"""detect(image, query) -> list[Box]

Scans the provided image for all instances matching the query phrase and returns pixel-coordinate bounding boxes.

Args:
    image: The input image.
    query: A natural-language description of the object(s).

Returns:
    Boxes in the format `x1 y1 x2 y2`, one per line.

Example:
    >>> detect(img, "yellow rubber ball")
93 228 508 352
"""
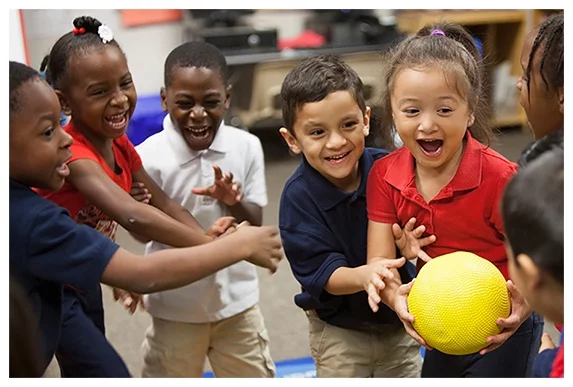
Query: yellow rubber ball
407 251 510 356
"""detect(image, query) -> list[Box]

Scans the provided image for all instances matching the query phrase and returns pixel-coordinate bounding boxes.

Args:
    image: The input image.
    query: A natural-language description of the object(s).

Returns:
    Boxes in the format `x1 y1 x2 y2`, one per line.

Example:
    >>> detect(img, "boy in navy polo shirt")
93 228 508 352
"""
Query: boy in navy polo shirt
9 61 283 377
278 55 426 378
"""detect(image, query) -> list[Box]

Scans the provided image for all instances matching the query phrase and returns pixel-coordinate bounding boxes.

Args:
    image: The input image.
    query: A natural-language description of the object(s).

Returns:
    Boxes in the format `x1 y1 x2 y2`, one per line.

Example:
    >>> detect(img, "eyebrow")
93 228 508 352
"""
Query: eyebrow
398 96 458 103
86 72 132 89
35 113 58 126
174 91 223 98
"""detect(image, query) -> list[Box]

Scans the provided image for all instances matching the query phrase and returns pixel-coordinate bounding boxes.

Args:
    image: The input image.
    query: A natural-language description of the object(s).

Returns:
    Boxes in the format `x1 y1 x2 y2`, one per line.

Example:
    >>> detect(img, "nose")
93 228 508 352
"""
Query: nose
326 130 347 149
110 91 129 107
516 76 523 92
417 113 438 134
59 126 73 149
190 105 207 119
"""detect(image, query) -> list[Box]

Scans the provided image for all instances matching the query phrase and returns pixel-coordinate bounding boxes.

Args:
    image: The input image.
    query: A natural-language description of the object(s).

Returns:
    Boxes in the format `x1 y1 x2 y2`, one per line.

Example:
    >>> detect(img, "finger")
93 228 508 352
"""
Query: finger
384 257 406 269
398 279 415 295
192 187 209 195
392 223 403 239
417 250 433 263
413 224 426 238
236 220 251 229
224 172 233 185
405 217 417 231
212 165 223 180
402 322 429 349
368 294 380 313
417 235 436 247
370 276 386 292
374 266 394 281
132 181 146 188
367 283 381 305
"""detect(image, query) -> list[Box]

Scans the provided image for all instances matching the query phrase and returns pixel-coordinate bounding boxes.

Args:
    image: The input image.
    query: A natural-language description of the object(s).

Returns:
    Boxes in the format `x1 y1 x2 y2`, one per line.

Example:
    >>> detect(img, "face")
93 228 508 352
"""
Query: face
162 66 230 151
58 45 137 140
505 242 542 316
516 29 564 139
10 79 73 191
391 67 475 173
280 90 370 191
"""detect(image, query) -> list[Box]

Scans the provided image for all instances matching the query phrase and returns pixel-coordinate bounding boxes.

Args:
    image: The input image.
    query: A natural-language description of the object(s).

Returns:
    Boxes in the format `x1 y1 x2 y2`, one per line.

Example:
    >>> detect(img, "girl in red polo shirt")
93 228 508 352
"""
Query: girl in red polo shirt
365 22 538 377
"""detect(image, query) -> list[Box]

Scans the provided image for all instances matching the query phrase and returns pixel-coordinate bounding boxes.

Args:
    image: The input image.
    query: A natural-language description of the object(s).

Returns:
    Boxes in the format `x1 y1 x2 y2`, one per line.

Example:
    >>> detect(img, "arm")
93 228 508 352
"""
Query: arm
66 159 211 247
101 223 282 294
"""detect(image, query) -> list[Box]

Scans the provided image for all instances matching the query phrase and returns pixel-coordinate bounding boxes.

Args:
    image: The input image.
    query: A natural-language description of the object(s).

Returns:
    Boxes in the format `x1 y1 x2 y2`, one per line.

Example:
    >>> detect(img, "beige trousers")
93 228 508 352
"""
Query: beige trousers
306 310 422 378
141 305 275 378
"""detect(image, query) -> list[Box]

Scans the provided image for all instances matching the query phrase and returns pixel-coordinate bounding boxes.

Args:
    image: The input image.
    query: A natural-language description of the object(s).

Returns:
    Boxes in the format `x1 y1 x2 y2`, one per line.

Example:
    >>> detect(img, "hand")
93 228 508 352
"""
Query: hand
191 165 243 207
480 280 532 355
112 287 145 315
130 181 152 204
539 332 556 353
235 221 283 273
205 216 237 238
392 217 436 262
361 258 406 313
393 279 433 350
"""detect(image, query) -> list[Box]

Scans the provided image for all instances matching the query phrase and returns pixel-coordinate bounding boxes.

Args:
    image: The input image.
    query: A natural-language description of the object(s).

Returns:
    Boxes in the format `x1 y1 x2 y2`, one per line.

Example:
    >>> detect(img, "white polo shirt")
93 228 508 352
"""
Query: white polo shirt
136 115 267 323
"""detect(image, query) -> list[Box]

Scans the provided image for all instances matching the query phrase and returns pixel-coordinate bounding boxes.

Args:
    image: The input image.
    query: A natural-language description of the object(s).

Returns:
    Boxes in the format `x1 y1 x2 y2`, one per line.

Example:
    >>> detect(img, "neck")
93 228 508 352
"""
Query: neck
332 162 361 192
72 119 114 156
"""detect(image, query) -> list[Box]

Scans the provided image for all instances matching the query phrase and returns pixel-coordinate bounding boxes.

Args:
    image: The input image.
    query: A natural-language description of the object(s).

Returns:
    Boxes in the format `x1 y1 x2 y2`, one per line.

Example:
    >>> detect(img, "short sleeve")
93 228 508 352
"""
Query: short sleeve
121 135 143 173
243 136 268 207
491 163 518 234
25 206 119 291
69 140 99 164
279 188 347 302
366 160 398 224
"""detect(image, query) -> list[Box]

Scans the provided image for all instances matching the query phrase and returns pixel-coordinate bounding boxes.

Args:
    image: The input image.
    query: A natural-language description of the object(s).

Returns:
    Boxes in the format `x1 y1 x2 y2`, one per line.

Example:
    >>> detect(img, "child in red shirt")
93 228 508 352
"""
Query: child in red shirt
364 22 536 377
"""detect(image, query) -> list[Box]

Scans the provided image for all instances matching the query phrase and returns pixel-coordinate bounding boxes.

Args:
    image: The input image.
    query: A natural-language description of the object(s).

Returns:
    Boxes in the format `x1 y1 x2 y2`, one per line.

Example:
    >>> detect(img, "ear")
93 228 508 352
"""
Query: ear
516 253 542 291
55 90 72 116
160 87 168 112
279 127 302 155
225 84 232 110
363 106 371 136
557 86 564 114
467 112 475 128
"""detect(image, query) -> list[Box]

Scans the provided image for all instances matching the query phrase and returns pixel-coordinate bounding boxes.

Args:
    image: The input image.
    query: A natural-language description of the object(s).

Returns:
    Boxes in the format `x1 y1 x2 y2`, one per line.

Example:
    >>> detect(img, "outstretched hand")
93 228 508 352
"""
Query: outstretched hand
393 279 433 350
192 165 243 206
392 217 435 262
362 257 406 313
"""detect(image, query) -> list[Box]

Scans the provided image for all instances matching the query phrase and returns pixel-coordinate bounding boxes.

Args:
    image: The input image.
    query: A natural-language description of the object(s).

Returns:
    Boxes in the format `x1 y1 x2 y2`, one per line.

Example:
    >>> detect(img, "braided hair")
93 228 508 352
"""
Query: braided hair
39 16 122 90
526 12 563 96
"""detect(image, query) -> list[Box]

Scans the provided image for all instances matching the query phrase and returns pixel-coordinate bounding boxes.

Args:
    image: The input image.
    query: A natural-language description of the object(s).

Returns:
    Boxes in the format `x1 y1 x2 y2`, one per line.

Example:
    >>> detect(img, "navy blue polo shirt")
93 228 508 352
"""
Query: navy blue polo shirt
279 148 416 332
9 179 119 371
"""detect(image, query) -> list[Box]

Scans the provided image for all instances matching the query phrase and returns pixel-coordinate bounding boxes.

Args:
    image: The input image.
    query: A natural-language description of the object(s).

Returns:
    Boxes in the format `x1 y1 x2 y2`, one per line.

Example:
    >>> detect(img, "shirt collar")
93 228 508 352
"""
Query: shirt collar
163 114 228 166
384 131 482 193
301 149 376 211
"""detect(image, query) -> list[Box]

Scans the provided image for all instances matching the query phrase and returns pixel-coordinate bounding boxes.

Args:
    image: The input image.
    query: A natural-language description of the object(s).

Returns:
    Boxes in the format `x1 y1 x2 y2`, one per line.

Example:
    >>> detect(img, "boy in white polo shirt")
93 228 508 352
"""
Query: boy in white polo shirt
134 41 274 378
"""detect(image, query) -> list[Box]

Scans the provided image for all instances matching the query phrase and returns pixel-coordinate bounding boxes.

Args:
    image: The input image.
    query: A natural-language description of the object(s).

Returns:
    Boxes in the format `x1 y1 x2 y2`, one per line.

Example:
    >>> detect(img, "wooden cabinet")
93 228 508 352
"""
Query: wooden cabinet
395 10 531 129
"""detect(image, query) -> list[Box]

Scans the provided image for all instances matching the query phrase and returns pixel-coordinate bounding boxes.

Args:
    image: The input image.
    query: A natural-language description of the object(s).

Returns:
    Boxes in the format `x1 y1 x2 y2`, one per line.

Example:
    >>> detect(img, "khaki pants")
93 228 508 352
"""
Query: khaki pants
306 310 422 378
141 305 275 378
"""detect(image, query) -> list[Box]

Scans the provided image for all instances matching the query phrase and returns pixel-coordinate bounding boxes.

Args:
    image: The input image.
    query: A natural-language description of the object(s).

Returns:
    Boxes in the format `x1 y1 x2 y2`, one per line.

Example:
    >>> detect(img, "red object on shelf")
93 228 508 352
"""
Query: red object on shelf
278 30 326 50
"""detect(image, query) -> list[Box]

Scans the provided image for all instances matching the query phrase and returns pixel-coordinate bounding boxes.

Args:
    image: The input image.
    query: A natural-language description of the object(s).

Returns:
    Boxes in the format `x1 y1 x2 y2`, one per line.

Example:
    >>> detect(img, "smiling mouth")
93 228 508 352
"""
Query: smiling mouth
417 139 443 157
325 151 351 163
105 112 128 129
185 126 211 140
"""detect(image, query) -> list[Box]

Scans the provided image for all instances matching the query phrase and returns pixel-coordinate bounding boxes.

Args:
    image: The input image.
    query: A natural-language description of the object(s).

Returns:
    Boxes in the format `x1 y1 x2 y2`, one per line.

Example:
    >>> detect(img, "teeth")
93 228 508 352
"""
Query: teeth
327 152 348 160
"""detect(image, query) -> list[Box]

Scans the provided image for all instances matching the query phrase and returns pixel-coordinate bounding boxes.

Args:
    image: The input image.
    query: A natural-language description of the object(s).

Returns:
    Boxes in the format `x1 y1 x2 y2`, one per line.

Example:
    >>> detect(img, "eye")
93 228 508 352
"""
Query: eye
310 128 325 136
121 79 133 88
204 100 221 108
343 121 358 129
437 107 453 114
404 108 419 115
43 128 55 139
91 89 106 96
176 101 193 109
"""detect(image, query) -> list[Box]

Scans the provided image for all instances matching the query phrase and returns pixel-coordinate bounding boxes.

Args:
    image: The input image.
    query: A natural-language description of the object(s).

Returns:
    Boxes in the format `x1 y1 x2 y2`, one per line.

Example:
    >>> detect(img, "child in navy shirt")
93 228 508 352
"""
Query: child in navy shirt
278 55 426 378
9 60 283 376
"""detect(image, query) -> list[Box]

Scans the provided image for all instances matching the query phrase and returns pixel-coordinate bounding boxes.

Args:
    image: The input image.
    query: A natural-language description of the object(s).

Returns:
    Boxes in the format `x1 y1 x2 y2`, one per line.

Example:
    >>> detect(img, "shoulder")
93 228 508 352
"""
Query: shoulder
280 162 311 204
480 145 518 176
365 147 391 160
221 125 262 149
135 131 167 158
371 146 406 174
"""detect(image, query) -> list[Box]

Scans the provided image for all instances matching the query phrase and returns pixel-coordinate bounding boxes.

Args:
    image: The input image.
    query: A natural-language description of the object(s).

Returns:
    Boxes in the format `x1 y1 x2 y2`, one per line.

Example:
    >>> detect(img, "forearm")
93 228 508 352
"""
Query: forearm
324 266 364 295
103 233 250 294
118 202 212 247
228 201 262 226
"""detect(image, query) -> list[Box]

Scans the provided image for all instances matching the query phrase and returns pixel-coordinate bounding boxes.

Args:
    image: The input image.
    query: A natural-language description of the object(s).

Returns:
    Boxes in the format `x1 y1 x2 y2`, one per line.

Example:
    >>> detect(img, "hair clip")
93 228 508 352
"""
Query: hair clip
98 24 114 44
73 27 86 35
431 29 446 37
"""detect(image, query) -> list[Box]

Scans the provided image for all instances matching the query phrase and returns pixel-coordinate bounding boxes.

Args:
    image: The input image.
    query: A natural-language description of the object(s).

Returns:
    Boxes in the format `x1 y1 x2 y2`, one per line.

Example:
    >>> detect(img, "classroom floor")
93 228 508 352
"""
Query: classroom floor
43 126 560 377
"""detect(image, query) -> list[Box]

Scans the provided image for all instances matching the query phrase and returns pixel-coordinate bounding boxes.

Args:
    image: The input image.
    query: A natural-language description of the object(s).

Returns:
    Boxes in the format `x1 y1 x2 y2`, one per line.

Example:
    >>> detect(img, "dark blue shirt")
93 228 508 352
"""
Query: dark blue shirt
279 148 416 332
9 180 119 371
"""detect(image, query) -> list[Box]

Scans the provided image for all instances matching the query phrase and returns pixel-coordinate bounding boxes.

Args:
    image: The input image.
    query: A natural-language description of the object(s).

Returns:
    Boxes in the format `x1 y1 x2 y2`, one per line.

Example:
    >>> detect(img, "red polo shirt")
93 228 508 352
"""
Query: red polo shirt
366 132 517 279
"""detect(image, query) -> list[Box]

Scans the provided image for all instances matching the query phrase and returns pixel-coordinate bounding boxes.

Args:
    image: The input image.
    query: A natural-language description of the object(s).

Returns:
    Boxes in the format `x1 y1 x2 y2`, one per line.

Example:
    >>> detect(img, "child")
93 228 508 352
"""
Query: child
502 148 564 378
365 22 537 377
278 54 426 378
517 12 563 165
36 16 259 377
515 12 564 377
133 41 274 378
9 60 282 376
